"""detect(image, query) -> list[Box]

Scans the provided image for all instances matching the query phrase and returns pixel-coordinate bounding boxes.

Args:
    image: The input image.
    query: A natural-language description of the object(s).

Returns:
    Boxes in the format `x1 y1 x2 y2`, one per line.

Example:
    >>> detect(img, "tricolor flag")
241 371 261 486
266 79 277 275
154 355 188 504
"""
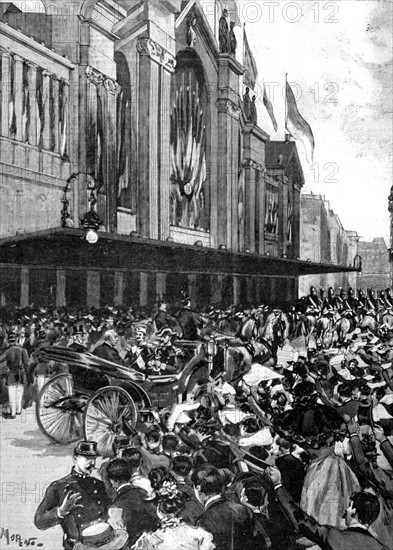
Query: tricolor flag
243 26 258 90
286 81 315 165
263 87 278 132
243 26 278 132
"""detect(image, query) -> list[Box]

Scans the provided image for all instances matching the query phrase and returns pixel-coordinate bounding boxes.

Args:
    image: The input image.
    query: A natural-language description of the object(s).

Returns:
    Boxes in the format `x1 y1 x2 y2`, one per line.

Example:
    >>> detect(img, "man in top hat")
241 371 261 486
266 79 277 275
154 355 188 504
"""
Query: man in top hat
178 296 203 340
35 441 110 550
94 330 124 365
0 331 30 418
68 326 89 353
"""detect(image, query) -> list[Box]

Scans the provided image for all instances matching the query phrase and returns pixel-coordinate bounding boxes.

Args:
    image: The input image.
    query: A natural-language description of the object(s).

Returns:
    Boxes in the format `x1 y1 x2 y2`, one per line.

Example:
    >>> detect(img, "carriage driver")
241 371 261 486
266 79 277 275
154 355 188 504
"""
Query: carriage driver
34 441 110 550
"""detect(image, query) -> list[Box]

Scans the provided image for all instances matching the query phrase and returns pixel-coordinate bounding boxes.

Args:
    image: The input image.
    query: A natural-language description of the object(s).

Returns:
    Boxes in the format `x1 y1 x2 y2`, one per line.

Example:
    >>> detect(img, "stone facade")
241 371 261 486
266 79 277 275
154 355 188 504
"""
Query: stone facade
357 238 390 291
299 194 359 296
0 0 308 309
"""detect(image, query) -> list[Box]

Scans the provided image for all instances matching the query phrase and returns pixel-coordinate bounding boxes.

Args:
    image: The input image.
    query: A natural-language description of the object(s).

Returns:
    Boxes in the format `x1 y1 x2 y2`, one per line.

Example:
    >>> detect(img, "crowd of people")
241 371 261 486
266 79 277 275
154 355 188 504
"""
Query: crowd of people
1 287 393 549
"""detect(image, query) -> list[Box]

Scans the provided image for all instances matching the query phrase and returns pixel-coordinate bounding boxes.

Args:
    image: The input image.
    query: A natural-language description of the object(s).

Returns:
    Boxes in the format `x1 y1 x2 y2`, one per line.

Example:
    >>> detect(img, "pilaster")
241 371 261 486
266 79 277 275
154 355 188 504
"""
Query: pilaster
1 49 11 137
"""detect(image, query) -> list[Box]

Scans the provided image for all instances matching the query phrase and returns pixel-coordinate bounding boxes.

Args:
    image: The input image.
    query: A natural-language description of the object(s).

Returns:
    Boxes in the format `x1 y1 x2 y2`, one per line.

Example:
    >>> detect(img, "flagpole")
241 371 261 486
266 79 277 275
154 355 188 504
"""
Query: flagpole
285 73 288 142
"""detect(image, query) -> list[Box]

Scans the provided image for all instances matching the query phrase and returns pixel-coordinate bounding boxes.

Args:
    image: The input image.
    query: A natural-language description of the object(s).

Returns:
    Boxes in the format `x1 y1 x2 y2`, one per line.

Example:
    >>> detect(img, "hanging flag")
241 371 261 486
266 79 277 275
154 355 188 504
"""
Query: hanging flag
243 26 258 89
263 86 278 132
286 81 315 165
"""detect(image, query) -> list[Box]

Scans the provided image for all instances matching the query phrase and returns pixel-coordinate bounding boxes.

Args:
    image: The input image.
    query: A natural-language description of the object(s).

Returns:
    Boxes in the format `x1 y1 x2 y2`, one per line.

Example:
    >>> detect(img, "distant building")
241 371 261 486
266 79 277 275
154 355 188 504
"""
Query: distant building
357 238 390 291
299 194 359 297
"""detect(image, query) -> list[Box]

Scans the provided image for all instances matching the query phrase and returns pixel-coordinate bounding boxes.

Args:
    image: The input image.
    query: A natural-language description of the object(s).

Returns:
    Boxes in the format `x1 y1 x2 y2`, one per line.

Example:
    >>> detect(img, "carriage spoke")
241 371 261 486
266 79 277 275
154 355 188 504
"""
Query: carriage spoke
83 387 137 457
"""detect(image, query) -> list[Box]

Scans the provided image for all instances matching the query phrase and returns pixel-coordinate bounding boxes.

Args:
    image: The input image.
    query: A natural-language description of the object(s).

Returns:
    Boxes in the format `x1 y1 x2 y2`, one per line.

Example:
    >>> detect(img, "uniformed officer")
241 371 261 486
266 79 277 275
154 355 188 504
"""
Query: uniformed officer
304 286 321 316
0 331 29 418
34 441 110 550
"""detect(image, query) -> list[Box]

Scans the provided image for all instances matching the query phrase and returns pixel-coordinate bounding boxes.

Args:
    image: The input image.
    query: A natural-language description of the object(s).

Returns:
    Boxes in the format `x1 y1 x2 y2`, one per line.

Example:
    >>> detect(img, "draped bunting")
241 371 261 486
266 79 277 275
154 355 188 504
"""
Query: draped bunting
265 183 279 235
170 70 208 230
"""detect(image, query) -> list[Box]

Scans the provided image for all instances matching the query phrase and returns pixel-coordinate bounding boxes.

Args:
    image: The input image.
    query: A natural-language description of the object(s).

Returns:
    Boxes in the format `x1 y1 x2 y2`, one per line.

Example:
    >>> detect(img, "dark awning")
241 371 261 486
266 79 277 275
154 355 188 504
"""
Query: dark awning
0 227 359 277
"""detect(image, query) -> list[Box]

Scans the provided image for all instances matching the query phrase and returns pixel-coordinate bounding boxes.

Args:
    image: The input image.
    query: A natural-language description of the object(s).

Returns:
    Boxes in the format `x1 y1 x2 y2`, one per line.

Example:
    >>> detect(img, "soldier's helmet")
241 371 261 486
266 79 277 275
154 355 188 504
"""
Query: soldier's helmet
348 288 354 297
386 288 391 295
368 288 374 297
358 289 364 298
380 289 385 298
340 288 345 298
328 287 334 297
310 286 316 295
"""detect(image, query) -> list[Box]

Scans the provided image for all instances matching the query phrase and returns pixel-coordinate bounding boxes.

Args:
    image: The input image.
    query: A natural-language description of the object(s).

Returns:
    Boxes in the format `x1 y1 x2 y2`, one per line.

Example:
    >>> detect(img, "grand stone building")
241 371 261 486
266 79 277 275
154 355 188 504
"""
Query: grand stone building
299 194 359 296
0 0 355 310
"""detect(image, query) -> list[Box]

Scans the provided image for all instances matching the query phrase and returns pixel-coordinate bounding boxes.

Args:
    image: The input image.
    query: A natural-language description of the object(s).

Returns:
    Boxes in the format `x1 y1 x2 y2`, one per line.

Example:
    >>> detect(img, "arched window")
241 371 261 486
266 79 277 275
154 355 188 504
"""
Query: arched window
170 50 209 231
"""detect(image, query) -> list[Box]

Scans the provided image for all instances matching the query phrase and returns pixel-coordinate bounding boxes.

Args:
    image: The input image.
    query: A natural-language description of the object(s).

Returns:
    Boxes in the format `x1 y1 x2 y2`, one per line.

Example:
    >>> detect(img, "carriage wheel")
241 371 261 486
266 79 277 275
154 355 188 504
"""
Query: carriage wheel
83 387 137 457
36 374 85 444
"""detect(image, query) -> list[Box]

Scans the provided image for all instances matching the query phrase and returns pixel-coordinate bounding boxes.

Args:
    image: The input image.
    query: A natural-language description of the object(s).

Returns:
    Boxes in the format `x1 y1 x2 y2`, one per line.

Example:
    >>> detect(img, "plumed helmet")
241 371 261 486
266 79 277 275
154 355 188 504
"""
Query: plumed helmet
310 286 316 294
348 287 354 297
328 287 334 297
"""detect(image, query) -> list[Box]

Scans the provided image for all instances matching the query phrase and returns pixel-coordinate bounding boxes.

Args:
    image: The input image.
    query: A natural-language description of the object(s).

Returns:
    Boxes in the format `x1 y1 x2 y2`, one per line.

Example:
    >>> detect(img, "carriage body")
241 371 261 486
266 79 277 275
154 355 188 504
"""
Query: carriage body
37 342 210 456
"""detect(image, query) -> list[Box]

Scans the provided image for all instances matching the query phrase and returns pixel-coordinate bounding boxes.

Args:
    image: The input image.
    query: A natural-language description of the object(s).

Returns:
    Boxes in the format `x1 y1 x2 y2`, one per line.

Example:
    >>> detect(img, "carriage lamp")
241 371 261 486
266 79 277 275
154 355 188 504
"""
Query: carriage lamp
206 337 218 376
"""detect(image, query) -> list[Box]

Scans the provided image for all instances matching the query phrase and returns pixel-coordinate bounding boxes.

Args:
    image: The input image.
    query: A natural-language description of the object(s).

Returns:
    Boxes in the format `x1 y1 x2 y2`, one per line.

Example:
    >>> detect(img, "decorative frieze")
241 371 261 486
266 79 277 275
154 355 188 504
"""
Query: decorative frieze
85 66 120 94
216 98 241 119
242 159 265 172
136 37 176 73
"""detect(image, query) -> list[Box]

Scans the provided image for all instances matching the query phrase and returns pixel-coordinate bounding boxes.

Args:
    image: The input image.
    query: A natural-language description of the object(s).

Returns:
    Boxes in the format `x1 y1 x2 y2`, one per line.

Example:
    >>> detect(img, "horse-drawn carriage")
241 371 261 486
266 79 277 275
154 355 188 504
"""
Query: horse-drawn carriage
37 341 211 457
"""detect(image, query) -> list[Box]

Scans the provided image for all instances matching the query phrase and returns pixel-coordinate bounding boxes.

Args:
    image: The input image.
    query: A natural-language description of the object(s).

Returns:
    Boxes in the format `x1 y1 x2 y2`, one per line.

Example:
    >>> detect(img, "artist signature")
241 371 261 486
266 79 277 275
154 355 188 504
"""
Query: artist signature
0 528 43 547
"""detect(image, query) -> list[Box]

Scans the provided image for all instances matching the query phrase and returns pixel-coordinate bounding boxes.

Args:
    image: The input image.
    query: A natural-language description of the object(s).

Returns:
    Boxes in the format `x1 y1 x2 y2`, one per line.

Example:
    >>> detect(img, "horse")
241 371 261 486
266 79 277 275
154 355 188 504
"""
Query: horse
263 311 289 355
301 314 318 347
360 313 378 333
315 316 333 348
334 315 352 344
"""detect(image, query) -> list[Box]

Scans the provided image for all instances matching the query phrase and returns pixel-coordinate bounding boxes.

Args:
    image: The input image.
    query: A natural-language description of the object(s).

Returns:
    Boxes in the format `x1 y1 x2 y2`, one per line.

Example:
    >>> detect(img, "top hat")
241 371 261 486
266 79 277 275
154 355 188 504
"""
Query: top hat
73 524 128 550
72 325 85 336
74 441 98 457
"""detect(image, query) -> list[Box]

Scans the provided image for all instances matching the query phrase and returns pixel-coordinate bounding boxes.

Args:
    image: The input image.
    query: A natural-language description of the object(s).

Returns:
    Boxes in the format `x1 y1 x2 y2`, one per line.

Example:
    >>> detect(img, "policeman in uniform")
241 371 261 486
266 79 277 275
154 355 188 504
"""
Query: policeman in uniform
0 331 29 418
34 441 109 550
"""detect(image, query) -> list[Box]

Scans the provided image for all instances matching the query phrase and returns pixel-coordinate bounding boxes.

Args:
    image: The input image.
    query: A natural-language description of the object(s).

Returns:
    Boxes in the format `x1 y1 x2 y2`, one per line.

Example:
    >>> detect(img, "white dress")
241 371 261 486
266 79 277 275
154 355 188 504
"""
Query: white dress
132 518 215 550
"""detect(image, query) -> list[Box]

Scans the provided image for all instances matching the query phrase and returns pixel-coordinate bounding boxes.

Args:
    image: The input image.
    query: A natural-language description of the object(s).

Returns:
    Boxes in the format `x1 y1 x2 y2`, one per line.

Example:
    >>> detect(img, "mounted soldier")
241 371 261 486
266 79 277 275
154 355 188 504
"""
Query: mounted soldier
322 287 338 319
304 286 321 316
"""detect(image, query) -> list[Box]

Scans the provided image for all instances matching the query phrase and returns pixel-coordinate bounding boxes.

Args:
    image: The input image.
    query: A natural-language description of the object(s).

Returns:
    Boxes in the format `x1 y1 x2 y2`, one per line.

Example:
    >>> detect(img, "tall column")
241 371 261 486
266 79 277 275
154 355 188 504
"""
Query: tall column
140 272 148 307
52 76 60 153
243 161 256 252
1 49 11 137
26 61 38 146
114 272 124 306
159 67 172 240
216 54 244 249
42 70 51 150
60 79 69 158
20 268 29 308
56 269 66 307
13 54 24 141
293 185 301 259
137 39 175 240
87 271 100 308
257 171 266 255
